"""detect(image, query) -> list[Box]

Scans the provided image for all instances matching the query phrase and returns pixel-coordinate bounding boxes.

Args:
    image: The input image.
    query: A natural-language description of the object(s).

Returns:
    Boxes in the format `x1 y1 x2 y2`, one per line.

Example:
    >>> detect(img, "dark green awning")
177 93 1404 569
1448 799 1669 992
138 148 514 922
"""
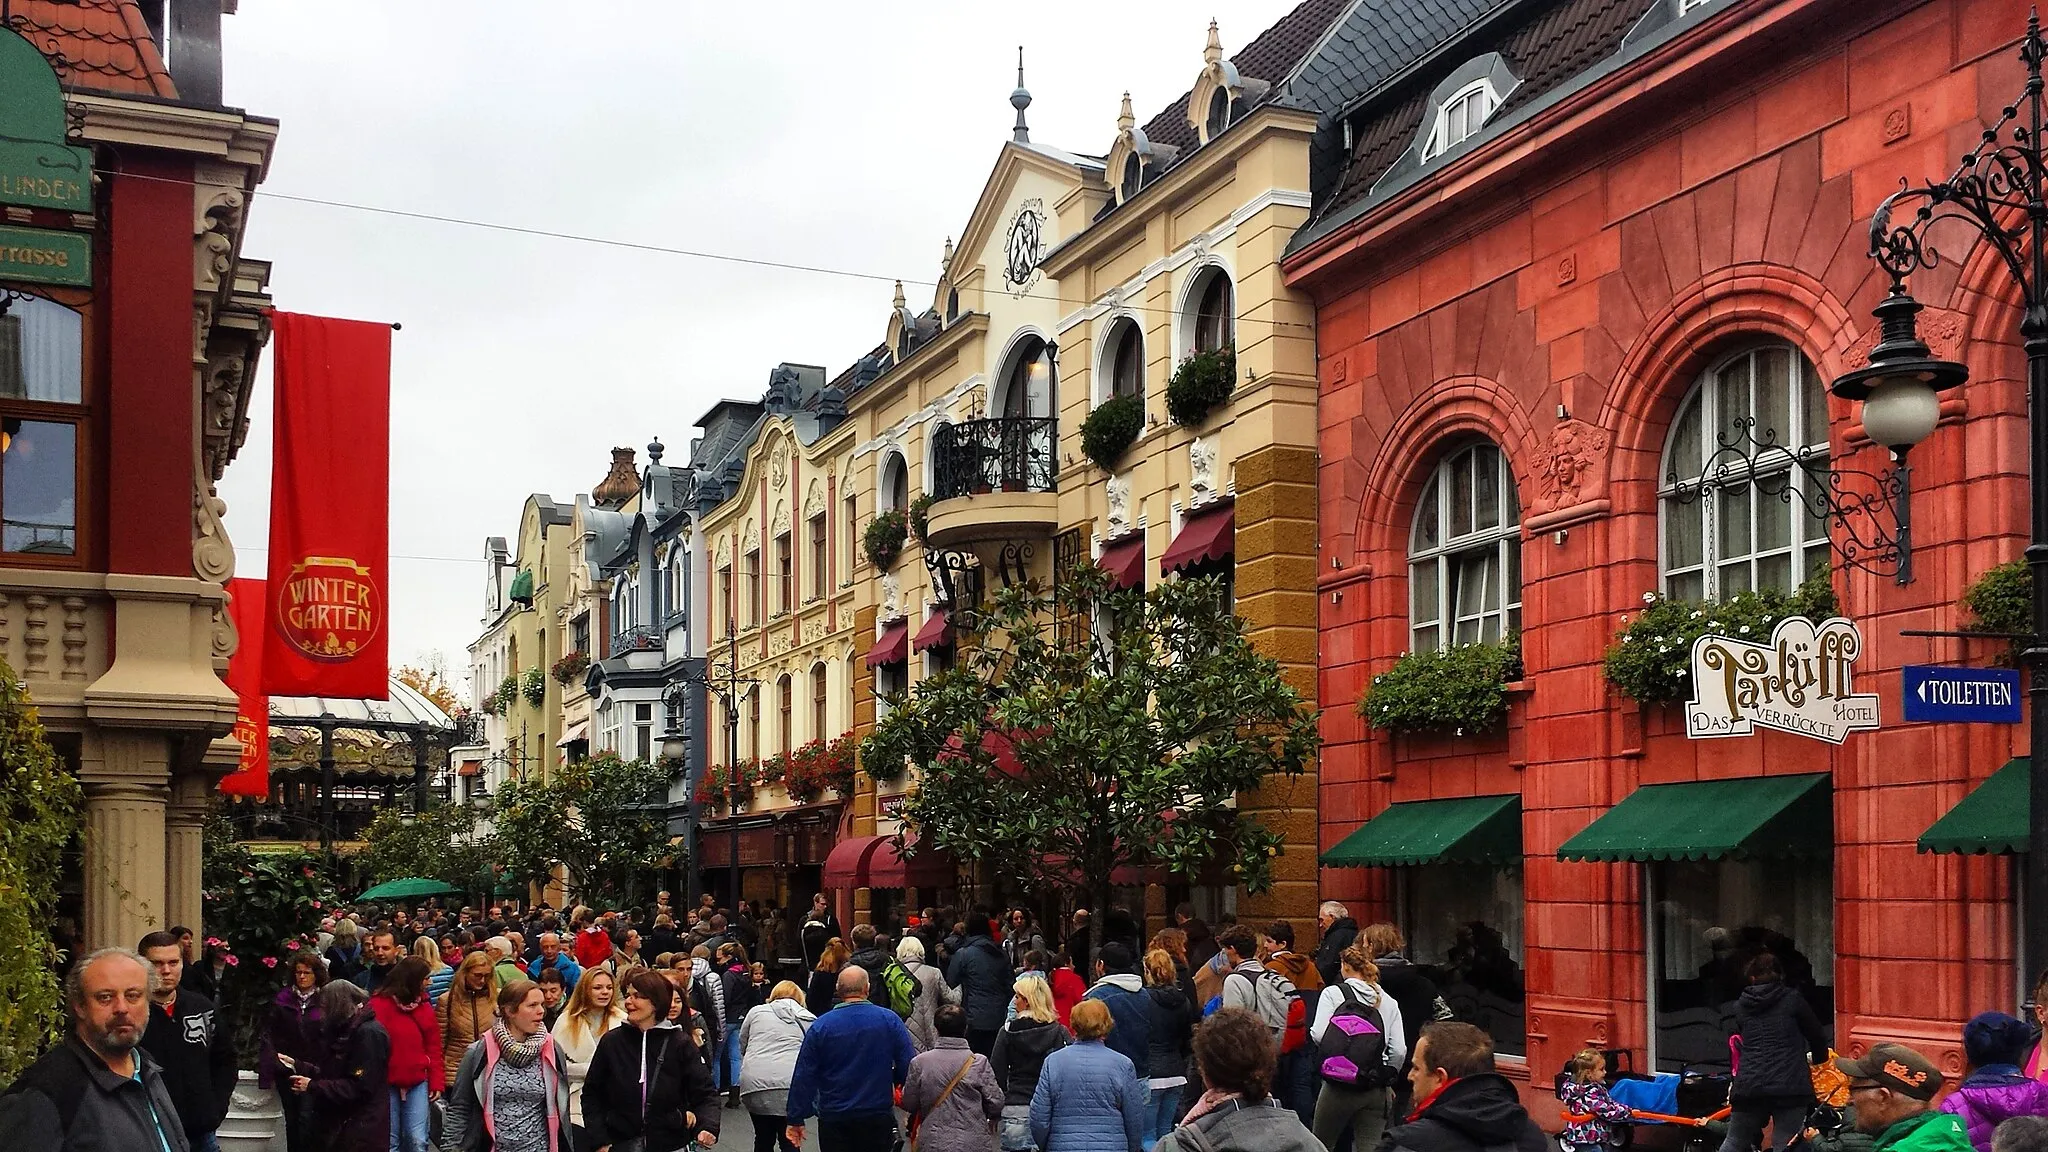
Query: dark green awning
1321 794 1521 867
508 568 534 604
1919 758 2029 855
1557 773 1831 862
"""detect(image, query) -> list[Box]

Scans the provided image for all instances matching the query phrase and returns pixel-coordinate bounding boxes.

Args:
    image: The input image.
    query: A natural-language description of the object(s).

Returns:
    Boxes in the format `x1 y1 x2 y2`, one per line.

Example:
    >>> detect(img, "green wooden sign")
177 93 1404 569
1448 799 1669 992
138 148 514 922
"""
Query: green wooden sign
0 28 93 212
0 226 90 287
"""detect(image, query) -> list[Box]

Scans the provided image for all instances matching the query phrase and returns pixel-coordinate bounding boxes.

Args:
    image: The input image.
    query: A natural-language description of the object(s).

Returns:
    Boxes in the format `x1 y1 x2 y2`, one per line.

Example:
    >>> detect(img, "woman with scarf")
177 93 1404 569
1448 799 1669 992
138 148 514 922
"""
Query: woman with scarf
260 949 329 1152
1154 1007 1323 1152
441 951 502 1086
289 981 392 1152
445 980 572 1152
583 968 721 1151
551 967 626 1151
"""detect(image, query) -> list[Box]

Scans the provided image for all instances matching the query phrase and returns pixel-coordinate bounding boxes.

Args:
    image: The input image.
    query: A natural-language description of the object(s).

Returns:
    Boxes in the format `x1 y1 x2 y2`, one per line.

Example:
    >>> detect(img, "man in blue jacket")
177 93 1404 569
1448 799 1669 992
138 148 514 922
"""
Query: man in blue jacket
786 965 916 1152
1082 941 1151 1081
525 931 583 993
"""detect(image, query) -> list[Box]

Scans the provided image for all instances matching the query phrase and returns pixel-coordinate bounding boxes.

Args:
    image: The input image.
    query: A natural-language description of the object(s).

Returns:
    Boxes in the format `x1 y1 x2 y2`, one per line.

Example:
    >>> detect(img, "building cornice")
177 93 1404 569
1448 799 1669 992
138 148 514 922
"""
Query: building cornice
69 93 277 174
846 312 989 422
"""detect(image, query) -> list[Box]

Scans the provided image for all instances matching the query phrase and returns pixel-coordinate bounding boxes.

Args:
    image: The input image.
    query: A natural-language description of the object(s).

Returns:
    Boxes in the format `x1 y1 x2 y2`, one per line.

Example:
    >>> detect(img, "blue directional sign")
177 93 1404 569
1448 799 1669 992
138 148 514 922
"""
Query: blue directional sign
1902 665 2023 724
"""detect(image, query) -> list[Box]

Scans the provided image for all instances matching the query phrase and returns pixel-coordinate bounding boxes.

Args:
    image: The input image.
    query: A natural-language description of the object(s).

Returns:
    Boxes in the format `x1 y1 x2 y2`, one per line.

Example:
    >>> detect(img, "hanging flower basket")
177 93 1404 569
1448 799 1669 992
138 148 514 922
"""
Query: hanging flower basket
1166 347 1235 426
865 510 908 569
1080 393 1143 471
1604 571 1836 703
1360 635 1522 736
550 651 590 687
521 668 546 708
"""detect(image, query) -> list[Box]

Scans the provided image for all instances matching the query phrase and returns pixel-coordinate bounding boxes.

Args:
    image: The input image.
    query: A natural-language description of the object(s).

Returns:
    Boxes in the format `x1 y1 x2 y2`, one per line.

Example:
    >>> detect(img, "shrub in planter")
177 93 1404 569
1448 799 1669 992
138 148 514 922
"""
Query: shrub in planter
0 665 81 1080
1604 570 1837 703
865 509 908 569
495 675 519 714
1359 635 1522 736
1963 559 2030 664
1080 393 1144 471
550 651 590 687
1166 348 1235 426
521 667 546 707
908 494 935 543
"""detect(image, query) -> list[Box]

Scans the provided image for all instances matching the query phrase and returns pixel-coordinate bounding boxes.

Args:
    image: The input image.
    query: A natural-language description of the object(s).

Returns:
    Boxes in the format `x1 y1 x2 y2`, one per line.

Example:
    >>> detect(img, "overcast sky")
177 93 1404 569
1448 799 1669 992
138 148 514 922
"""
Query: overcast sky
213 0 1305 698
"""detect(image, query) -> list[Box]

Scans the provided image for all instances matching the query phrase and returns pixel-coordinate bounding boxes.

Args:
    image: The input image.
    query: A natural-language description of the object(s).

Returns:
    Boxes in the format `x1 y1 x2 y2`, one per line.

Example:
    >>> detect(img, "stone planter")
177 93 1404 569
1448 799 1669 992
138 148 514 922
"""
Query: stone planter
218 1070 284 1152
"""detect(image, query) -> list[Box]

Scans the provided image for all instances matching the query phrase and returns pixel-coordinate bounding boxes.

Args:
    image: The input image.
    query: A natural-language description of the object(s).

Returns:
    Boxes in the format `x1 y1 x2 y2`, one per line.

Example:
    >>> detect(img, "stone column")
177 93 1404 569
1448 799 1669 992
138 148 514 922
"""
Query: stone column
164 771 213 941
79 730 172 950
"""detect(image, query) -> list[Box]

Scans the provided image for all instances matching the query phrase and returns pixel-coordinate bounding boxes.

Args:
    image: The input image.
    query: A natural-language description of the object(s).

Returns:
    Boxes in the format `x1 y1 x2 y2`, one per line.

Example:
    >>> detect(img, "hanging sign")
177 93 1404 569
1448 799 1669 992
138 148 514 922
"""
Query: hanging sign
1686 616 1880 744
0 226 88 287
1901 664 2023 724
218 577 270 797
0 28 94 213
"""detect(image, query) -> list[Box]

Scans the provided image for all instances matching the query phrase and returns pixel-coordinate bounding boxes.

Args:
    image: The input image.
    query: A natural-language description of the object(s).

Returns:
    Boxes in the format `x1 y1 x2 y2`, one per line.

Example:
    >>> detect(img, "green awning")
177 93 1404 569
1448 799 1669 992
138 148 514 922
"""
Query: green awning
1919 758 2029 855
1321 794 1521 867
1557 773 1831 862
508 568 534 604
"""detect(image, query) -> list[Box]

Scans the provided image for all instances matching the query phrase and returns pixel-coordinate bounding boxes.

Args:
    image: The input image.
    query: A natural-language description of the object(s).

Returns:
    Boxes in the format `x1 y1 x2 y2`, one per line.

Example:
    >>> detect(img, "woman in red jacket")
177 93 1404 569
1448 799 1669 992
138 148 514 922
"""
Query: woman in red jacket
371 956 447 1152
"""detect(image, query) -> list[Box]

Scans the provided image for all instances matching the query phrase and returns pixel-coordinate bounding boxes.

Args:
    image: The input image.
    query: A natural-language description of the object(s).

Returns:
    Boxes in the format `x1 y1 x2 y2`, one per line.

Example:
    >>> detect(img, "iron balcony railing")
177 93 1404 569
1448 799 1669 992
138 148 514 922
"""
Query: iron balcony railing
613 626 663 653
931 416 1057 500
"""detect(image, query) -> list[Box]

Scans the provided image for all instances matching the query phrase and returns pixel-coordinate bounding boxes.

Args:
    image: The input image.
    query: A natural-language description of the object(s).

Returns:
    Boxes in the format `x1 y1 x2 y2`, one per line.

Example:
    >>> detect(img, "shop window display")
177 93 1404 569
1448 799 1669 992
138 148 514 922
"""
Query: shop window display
1399 863 1526 1056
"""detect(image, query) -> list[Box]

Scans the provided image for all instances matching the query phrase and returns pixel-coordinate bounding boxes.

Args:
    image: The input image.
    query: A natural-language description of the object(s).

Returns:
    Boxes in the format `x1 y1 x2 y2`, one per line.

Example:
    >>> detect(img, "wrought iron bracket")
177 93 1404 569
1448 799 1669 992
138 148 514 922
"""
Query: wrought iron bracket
925 546 983 609
1666 417 1914 583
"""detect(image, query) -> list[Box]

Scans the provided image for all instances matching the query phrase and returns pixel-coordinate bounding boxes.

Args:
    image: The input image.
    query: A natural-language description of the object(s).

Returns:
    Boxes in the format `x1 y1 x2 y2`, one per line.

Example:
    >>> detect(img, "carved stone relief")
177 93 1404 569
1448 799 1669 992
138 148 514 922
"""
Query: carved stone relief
1189 435 1220 503
1106 473 1132 537
1532 418 1612 515
881 573 902 620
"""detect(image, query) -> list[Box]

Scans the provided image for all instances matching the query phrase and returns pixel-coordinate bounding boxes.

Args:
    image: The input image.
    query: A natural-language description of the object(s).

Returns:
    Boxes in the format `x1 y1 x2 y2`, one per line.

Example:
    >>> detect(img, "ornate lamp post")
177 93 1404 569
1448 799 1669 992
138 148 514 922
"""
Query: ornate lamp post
1836 15 2048 989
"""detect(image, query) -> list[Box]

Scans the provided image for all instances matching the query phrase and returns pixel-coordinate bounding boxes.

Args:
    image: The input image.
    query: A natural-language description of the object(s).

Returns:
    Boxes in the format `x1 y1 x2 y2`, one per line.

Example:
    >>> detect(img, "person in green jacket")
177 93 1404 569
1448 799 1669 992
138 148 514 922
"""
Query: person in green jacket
1836 1044 1975 1152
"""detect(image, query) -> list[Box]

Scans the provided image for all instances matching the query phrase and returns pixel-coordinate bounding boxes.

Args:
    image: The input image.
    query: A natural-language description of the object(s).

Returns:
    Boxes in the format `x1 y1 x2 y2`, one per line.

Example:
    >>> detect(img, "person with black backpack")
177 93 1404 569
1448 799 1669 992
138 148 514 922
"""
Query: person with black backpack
1309 944 1409 1152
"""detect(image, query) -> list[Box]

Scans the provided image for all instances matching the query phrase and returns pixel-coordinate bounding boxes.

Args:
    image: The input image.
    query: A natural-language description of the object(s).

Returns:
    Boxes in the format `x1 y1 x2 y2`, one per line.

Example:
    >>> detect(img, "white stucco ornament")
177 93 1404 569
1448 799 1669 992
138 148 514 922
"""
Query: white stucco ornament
881 573 901 619
1107 473 1132 536
770 442 789 489
1190 435 1220 502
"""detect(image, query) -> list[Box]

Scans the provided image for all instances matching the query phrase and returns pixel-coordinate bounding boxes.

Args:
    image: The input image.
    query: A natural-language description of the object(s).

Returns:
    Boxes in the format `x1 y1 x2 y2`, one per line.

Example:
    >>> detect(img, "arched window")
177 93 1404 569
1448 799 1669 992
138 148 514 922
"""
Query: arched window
1001 336 1056 419
1660 344 1831 601
1121 153 1142 200
946 288 960 322
745 691 759 760
1191 269 1234 354
1409 441 1521 650
881 451 909 512
811 663 828 743
1206 87 1231 139
778 674 793 754
1106 318 1143 401
1422 79 1500 161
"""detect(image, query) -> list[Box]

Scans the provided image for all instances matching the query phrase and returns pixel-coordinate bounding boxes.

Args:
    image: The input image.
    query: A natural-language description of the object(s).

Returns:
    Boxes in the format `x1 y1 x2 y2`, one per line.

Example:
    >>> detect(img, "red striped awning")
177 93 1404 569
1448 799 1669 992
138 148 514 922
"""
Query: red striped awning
1097 534 1146 589
864 620 910 668
911 610 953 652
1160 502 1234 574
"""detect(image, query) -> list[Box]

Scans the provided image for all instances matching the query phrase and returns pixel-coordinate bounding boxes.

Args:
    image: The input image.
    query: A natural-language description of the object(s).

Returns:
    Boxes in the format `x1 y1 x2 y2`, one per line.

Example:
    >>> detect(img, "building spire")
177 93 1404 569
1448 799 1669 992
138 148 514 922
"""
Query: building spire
941 236 954 273
892 279 907 311
1118 91 1134 134
1011 46 1032 143
1204 19 1223 65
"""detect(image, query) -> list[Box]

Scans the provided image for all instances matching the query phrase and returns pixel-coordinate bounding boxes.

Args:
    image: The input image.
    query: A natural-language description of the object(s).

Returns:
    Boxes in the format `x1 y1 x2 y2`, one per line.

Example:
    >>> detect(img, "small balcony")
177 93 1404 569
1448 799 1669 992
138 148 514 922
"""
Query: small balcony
925 416 1059 548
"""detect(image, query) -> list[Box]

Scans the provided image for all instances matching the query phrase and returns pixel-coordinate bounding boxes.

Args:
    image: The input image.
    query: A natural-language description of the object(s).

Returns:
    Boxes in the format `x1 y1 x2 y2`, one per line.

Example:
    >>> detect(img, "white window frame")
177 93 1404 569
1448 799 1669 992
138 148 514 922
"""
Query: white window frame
1422 78 1501 161
1657 344 1831 601
1408 441 1521 651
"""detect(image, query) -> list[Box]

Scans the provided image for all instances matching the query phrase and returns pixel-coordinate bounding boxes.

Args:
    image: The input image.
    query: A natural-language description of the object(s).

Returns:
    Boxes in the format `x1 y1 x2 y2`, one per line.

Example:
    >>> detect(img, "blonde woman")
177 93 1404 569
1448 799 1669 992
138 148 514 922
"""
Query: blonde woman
437 949 500 1085
991 974 1070 1151
549 966 624 1151
738 980 815 1152
413 935 453 1004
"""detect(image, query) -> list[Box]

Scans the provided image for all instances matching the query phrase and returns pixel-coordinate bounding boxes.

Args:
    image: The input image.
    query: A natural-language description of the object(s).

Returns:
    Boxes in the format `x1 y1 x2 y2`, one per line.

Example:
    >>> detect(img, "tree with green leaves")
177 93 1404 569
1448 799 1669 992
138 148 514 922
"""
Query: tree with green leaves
861 564 1318 916
490 751 674 909
358 803 497 895
0 667 81 1080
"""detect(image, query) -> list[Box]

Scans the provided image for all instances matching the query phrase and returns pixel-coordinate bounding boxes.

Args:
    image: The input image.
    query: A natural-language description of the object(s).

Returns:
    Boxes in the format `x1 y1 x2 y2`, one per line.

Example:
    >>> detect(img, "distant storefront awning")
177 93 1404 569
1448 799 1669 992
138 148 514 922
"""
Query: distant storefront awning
868 832 957 890
456 759 481 778
1557 773 1832 862
508 568 534 604
557 721 589 748
912 610 953 652
865 620 910 668
1160 502 1234 574
1098 534 1146 589
1919 758 2029 855
823 834 886 888
1322 794 1522 868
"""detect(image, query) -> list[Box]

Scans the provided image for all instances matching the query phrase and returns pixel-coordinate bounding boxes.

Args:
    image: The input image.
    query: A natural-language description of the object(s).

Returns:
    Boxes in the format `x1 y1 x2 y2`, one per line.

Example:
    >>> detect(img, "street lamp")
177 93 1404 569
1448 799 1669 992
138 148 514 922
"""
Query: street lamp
665 630 754 913
1842 13 2048 995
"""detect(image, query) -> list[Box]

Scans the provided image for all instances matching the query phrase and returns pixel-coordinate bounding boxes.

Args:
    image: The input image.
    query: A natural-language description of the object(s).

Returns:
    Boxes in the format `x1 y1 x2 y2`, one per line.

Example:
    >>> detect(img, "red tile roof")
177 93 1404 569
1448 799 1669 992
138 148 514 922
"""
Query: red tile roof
8 0 175 99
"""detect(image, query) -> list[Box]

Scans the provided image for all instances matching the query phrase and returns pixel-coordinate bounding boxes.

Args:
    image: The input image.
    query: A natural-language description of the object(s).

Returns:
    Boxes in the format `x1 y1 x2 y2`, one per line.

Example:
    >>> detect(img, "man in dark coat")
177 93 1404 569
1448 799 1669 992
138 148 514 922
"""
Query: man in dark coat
1315 900 1361 987
800 891 842 972
945 912 1012 1055
1385 1021 1547 1152
137 931 235 1152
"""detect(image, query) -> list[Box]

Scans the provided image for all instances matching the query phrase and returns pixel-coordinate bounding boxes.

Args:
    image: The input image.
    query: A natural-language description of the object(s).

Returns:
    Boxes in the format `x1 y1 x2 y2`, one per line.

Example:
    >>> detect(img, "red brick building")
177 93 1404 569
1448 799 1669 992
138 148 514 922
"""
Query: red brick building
1288 0 2034 1102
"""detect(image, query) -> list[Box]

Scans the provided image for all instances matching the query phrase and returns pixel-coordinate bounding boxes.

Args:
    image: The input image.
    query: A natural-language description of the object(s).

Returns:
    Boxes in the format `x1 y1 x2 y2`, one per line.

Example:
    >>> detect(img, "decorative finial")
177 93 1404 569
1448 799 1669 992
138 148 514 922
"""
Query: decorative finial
1204 19 1223 65
941 236 954 271
647 437 664 464
892 280 907 311
1011 47 1031 143
1118 91 1134 134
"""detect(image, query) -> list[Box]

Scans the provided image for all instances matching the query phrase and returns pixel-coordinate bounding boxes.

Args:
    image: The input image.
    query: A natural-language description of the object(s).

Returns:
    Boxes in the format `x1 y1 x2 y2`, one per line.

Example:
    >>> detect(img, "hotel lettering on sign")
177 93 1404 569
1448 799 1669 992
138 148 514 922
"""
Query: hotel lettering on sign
1685 616 1881 744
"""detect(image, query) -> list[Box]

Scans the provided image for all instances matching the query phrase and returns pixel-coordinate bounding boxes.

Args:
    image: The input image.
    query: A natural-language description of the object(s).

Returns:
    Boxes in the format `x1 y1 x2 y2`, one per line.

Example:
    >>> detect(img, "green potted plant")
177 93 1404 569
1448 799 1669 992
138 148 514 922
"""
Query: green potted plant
495 675 519 714
1080 393 1144 470
865 509 908 568
1360 635 1523 736
908 494 935 542
1962 559 2030 664
1166 347 1235 426
1604 571 1837 703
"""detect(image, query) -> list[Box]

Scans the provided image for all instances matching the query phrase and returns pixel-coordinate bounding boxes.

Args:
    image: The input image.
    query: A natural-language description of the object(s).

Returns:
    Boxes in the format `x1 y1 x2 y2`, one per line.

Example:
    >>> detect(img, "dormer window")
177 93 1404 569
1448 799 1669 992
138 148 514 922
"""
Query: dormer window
1205 88 1230 139
1121 154 1142 200
1423 79 1500 161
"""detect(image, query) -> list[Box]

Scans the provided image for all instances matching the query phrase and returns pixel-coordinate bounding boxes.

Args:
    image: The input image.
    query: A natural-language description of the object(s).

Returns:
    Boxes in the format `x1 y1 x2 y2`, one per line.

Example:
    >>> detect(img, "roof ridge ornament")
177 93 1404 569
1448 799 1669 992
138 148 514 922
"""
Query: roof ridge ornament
1205 19 1223 65
1118 90 1134 134
1011 46 1031 142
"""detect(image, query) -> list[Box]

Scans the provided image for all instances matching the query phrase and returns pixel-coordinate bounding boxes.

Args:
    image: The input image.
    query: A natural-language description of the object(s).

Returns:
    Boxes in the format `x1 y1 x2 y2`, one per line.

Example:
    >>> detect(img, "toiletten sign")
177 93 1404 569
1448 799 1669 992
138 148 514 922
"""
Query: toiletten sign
1686 616 1880 744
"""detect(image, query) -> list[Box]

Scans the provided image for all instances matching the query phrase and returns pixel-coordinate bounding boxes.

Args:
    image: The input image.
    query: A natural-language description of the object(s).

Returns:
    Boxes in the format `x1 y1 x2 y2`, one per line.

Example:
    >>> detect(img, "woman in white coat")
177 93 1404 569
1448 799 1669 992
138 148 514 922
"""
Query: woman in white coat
738 979 815 1152
1308 944 1408 1152
547 966 623 1152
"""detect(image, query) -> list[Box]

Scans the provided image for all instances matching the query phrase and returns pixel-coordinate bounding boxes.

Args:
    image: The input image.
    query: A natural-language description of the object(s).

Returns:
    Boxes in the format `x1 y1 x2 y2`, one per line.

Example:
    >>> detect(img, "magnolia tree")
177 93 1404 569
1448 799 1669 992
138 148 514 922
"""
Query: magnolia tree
492 751 674 909
862 565 1318 916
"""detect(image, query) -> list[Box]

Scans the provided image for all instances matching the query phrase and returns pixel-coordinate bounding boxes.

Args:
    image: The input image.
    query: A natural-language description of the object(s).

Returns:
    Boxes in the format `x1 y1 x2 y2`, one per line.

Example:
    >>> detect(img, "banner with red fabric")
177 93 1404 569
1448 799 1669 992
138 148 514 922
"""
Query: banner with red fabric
218 577 269 797
261 312 391 699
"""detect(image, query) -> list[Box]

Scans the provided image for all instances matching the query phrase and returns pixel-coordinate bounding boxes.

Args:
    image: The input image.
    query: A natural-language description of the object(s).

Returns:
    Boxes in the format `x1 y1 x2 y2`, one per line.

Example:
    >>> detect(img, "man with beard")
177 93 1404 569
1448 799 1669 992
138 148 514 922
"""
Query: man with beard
0 947 190 1151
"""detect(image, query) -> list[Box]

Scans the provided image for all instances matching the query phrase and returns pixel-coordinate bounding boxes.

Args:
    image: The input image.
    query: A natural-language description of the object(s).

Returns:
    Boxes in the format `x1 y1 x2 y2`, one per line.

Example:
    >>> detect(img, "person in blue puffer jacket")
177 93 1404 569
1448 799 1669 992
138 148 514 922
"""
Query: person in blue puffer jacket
1031 999 1146 1152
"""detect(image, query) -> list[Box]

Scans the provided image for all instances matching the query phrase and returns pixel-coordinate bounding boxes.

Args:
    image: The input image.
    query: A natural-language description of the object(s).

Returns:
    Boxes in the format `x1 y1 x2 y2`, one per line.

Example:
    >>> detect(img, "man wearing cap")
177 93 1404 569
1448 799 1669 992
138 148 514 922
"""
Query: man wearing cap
1838 1044 1975 1152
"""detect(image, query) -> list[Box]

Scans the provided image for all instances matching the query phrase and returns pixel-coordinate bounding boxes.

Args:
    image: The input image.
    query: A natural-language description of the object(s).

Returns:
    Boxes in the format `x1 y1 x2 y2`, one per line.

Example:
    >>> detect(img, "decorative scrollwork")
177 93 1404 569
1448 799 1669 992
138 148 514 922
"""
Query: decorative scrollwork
924 547 982 610
1666 417 1911 580
995 541 1036 588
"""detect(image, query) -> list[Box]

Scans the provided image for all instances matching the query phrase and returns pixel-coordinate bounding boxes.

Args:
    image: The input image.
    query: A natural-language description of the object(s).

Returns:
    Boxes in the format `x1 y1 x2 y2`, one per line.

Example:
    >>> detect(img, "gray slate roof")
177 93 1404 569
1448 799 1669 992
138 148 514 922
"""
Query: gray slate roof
1285 0 1507 117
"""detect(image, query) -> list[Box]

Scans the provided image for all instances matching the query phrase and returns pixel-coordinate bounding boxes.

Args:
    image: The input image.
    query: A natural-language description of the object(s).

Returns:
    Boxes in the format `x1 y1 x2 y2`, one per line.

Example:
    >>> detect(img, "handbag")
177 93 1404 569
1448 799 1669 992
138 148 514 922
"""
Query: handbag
909 1054 978 1152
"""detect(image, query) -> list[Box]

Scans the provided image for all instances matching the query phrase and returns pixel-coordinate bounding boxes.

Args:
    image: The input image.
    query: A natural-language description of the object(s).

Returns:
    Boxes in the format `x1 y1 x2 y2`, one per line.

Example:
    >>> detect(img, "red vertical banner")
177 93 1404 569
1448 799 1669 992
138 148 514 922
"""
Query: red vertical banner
262 312 391 698
219 577 270 796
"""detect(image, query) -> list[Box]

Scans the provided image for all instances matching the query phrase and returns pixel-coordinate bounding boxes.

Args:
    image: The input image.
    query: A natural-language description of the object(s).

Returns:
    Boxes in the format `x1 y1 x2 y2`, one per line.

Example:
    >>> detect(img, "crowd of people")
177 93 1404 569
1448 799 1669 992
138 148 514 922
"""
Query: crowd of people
8 893 2048 1152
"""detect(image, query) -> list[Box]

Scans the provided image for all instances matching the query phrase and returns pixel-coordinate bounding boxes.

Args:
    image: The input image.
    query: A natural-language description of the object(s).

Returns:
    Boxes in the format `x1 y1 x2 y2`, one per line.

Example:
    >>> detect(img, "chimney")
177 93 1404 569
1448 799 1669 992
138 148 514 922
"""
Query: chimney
167 0 225 107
